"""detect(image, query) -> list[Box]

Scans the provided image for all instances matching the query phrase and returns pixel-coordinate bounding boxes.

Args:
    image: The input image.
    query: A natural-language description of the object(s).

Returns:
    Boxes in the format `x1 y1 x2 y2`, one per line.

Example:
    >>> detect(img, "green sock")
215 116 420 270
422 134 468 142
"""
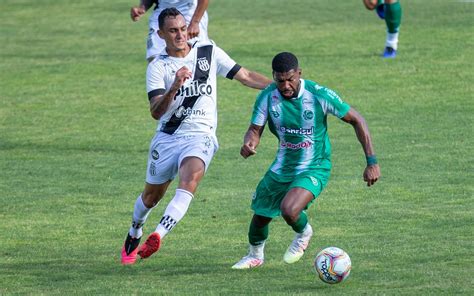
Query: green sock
384 1 402 33
248 220 269 245
289 211 308 233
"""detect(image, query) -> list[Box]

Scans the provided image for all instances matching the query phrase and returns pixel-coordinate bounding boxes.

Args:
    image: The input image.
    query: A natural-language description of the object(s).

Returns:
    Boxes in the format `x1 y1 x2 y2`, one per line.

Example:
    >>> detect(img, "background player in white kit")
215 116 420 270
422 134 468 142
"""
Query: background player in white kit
121 8 272 265
130 0 209 61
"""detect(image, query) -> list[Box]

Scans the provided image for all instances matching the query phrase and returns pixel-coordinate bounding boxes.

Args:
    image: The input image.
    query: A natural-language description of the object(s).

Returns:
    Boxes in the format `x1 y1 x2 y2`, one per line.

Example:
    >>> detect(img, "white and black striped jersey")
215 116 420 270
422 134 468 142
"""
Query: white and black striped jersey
146 41 241 136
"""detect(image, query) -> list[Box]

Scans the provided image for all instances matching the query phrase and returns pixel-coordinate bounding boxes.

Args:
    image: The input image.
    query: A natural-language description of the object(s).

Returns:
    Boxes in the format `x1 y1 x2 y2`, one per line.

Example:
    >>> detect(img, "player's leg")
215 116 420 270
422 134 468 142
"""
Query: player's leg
154 156 204 240
139 135 215 259
233 172 288 269
232 215 271 269
382 0 402 58
138 157 205 259
121 181 171 265
121 134 179 264
280 187 315 264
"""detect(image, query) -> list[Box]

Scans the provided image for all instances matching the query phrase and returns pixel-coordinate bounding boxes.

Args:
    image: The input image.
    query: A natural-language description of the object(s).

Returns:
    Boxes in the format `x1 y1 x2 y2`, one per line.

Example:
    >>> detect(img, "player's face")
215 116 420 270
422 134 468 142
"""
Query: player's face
158 15 188 53
273 69 301 99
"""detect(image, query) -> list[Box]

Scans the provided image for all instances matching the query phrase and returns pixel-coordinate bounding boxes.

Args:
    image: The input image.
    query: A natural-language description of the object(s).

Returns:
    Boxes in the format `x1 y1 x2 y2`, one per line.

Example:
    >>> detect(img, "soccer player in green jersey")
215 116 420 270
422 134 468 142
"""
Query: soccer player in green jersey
232 52 381 269
363 0 402 58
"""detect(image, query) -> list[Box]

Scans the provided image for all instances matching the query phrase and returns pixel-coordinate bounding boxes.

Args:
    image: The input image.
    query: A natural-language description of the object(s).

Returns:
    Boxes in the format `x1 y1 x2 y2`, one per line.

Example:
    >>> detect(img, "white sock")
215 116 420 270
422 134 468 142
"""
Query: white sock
249 242 265 259
129 194 154 238
385 32 399 50
155 189 193 239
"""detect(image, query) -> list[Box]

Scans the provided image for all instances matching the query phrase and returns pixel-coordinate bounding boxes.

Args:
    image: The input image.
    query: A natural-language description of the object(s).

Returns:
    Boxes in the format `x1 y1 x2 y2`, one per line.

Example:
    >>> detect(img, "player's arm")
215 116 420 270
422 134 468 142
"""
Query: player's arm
233 67 272 90
341 108 381 186
188 0 209 39
241 124 265 158
130 0 155 21
149 66 192 120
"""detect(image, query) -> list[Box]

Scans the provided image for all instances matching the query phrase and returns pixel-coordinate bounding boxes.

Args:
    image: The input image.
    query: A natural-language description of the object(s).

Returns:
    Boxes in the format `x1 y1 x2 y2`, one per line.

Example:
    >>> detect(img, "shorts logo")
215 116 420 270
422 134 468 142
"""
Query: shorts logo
197 57 210 71
149 162 156 176
303 110 314 120
147 28 154 49
309 176 318 186
151 149 159 160
252 192 257 200
271 111 280 118
203 136 212 148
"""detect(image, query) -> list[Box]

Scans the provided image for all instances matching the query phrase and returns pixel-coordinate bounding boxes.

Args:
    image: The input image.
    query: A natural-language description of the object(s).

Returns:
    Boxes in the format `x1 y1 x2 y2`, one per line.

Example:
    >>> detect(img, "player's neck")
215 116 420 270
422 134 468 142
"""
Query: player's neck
166 43 191 58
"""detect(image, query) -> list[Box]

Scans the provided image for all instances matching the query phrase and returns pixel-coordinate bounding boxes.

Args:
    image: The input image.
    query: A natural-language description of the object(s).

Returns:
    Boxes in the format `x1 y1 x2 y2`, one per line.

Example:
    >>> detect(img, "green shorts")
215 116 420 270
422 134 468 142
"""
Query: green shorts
251 169 330 218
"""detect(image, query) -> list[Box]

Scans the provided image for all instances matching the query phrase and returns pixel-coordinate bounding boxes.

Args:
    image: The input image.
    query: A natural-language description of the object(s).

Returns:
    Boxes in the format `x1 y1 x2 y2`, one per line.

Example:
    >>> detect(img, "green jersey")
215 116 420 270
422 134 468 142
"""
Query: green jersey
251 79 350 181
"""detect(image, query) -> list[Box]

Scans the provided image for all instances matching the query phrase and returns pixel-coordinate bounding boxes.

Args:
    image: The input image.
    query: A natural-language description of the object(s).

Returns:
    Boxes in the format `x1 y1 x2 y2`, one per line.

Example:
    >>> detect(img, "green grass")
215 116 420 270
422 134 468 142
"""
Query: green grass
1 0 473 294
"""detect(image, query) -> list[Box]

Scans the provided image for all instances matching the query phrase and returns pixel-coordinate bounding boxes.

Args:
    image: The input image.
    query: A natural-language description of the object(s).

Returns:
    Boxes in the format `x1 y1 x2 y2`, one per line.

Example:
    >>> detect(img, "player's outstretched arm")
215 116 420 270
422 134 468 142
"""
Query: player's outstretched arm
233 68 272 90
150 66 192 120
130 0 155 21
241 124 264 159
341 108 381 186
188 0 209 39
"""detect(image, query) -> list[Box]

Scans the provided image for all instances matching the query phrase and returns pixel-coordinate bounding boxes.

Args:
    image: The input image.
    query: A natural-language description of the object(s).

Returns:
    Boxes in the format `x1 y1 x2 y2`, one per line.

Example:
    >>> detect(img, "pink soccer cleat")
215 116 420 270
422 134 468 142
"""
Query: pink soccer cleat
121 234 141 265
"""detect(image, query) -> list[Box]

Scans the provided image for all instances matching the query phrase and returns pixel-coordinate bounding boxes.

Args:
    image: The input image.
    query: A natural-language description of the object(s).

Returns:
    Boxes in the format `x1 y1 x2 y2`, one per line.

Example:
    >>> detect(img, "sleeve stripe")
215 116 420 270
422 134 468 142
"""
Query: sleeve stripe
226 64 242 80
148 89 166 101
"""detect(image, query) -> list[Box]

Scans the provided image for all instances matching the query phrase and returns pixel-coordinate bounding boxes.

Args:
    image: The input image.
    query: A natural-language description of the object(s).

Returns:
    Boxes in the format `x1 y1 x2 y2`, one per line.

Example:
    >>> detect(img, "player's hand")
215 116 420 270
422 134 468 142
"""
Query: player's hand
172 67 192 90
240 142 257 159
187 22 200 39
363 164 380 187
130 6 146 22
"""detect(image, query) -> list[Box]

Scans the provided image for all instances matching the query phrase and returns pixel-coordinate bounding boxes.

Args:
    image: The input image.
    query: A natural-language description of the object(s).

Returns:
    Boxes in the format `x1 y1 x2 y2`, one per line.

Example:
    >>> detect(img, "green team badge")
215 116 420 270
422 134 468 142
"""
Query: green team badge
303 110 314 120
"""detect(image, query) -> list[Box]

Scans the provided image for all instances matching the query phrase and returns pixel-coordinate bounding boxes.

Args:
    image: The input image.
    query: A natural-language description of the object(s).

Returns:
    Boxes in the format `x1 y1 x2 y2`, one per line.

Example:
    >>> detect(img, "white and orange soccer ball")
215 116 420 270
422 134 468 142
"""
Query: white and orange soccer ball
314 247 352 284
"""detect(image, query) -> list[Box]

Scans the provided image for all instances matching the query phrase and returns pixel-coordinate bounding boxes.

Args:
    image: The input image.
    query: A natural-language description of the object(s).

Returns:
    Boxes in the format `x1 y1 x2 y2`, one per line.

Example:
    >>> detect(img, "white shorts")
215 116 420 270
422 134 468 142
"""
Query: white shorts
146 132 218 184
146 10 209 60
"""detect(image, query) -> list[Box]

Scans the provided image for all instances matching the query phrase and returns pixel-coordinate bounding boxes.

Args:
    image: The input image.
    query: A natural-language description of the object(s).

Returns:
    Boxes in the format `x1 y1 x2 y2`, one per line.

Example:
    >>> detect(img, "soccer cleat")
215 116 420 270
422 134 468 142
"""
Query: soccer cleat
231 255 264 269
121 234 141 265
138 232 161 259
283 224 313 264
382 46 397 58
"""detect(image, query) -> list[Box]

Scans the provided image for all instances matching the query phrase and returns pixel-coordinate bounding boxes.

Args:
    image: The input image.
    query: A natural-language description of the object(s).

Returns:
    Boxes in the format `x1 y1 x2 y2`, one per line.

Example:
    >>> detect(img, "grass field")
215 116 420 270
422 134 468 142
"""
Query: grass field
1 0 473 294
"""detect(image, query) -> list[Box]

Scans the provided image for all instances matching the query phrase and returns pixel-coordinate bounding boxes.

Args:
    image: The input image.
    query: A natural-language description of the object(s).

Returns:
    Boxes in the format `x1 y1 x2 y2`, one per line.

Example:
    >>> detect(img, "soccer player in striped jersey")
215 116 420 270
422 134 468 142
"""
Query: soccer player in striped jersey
363 0 403 58
232 52 380 269
120 8 271 265
130 0 209 62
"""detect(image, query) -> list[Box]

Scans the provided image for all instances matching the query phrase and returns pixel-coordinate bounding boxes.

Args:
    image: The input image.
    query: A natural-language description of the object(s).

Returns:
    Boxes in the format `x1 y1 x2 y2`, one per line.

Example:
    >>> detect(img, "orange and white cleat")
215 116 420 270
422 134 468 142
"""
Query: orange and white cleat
138 232 161 259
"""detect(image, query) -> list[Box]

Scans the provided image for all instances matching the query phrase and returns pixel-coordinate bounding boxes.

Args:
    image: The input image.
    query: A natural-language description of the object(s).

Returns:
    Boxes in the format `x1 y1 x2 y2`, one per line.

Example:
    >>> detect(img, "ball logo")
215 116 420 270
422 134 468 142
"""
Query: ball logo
319 259 334 281
197 58 210 71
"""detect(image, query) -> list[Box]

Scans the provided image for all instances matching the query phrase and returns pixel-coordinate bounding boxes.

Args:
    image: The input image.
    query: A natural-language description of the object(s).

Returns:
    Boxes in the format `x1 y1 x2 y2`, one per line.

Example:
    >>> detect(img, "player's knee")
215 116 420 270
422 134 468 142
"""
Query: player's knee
142 190 161 208
281 206 299 224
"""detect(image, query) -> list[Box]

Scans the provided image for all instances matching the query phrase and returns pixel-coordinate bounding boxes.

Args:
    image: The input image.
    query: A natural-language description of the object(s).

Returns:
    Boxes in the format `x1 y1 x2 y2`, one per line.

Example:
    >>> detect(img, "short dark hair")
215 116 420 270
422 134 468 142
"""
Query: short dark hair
158 7 183 29
272 52 299 73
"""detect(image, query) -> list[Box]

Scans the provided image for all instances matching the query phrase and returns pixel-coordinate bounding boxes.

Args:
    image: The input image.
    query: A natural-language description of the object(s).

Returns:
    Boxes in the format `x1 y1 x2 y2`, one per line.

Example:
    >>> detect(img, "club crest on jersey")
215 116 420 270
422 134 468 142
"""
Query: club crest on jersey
197 57 210 71
303 110 314 120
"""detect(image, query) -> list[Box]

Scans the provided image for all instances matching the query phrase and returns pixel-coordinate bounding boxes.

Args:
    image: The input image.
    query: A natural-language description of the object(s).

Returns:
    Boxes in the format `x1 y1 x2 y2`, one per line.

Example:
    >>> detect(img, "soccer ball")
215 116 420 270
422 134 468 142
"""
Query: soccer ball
314 247 351 284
